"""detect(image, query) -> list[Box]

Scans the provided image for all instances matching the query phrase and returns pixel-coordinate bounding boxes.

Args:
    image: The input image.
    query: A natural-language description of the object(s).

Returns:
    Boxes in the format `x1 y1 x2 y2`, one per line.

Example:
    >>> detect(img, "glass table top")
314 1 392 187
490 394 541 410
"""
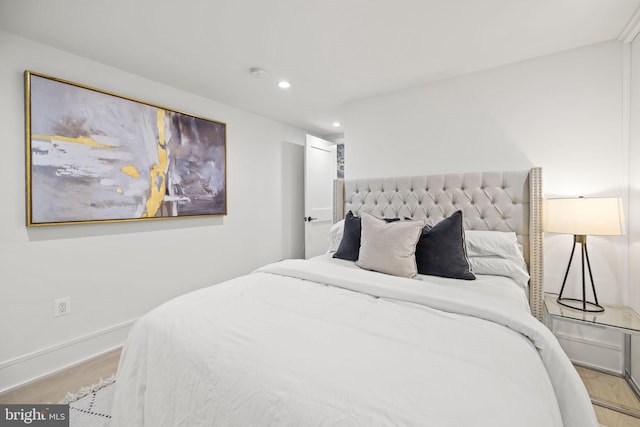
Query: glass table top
544 294 640 334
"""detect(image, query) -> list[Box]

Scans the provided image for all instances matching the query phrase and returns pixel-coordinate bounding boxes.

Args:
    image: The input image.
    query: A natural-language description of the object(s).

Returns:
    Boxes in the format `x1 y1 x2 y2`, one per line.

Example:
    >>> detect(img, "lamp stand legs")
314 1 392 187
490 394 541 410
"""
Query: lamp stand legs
556 234 604 313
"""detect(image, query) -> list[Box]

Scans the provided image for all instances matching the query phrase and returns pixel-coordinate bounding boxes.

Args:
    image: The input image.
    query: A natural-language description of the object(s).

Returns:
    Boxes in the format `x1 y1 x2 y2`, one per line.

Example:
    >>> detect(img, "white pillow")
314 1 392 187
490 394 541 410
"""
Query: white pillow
469 256 530 290
356 212 425 278
464 230 526 268
328 219 345 252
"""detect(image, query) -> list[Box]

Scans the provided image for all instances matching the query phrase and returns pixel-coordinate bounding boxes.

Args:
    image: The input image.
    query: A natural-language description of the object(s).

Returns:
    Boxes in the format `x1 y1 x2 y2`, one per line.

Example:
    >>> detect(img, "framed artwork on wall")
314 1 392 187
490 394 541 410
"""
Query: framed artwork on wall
25 71 227 226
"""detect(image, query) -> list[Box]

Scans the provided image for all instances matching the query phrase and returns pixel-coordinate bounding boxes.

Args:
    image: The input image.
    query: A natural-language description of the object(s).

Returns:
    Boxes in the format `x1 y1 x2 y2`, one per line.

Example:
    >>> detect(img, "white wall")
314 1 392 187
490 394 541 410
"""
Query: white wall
0 31 306 391
629 33 640 386
344 40 629 371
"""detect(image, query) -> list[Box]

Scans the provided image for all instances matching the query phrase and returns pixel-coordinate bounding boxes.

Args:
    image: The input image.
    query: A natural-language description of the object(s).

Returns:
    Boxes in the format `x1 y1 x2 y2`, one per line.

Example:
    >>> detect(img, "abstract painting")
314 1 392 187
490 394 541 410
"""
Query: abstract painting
25 71 226 226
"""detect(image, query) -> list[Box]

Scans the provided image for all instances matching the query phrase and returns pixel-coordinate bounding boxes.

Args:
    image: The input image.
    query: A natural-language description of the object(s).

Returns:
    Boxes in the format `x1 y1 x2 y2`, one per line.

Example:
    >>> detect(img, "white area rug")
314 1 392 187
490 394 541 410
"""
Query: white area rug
60 375 115 427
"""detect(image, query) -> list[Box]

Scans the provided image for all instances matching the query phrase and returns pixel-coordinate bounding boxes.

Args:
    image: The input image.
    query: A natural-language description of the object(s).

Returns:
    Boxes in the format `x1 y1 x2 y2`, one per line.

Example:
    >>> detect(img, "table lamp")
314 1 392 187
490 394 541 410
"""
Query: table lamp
543 197 624 312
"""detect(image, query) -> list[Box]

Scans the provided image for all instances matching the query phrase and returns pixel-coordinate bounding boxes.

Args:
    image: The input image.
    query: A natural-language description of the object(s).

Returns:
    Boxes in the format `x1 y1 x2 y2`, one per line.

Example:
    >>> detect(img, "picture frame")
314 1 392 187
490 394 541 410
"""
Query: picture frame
25 71 227 226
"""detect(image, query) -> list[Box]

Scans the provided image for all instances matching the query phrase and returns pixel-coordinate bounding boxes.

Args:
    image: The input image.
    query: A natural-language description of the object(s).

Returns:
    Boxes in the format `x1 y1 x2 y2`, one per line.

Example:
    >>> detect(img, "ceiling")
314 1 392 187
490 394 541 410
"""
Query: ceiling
2 0 640 136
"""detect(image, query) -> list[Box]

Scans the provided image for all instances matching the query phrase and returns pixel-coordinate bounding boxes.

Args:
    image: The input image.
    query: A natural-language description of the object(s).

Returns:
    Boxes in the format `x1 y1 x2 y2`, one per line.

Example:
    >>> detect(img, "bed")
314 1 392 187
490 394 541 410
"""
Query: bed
111 168 598 427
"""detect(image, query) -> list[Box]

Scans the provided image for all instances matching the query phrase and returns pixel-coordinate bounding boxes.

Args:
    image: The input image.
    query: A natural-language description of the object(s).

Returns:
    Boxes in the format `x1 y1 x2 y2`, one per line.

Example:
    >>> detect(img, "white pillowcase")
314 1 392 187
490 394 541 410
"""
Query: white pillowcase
328 219 345 252
356 212 426 278
468 257 530 290
464 230 526 268
464 230 529 287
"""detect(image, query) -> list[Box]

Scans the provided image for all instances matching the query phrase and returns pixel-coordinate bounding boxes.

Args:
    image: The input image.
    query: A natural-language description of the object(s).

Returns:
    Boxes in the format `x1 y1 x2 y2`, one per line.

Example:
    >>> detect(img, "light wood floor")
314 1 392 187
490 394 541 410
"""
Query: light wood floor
1 349 639 426
0 348 121 404
576 366 640 427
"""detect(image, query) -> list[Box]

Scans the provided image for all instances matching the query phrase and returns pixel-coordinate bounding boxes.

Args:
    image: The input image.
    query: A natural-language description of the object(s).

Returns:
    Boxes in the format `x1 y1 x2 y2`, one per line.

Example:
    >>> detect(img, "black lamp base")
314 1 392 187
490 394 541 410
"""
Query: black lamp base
556 234 605 313
556 297 604 313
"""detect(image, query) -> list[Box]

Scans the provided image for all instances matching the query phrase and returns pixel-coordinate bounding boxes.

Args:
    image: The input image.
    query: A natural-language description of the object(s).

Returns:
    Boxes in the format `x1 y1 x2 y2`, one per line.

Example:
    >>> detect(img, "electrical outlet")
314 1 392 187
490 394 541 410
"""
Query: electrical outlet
53 297 71 317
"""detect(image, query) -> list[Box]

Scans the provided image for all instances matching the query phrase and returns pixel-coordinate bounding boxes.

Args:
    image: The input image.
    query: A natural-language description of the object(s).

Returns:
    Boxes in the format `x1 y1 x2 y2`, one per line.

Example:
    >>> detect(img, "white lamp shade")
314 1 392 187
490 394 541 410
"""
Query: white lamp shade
543 197 624 236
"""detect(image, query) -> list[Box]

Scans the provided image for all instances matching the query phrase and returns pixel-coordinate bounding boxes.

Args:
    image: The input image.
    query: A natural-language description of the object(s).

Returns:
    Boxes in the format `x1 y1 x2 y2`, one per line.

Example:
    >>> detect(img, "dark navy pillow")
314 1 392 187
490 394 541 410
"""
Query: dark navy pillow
415 210 475 280
333 211 362 261
333 212 400 261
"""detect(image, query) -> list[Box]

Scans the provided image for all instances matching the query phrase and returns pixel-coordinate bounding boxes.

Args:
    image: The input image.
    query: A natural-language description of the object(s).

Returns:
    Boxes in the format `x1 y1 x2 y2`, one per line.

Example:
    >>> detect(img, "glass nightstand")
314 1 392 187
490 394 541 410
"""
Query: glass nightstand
544 294 640 417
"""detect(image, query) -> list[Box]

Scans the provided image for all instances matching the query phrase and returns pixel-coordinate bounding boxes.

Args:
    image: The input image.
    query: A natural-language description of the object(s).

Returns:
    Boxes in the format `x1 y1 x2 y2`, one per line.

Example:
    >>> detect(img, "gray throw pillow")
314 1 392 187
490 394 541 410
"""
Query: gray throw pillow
333 212 402 261
356 212 425 278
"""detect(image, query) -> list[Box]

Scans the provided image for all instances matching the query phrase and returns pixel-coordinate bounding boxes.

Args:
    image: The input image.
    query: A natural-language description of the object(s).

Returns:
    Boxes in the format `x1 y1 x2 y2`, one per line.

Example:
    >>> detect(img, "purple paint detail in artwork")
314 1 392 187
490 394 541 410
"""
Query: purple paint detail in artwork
28 74 226 224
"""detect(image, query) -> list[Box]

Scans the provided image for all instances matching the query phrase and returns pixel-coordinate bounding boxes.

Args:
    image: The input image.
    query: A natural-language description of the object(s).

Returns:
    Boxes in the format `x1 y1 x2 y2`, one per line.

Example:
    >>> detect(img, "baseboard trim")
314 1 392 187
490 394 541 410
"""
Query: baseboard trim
573 361 624 378
0 318 136 393
0 347 122 398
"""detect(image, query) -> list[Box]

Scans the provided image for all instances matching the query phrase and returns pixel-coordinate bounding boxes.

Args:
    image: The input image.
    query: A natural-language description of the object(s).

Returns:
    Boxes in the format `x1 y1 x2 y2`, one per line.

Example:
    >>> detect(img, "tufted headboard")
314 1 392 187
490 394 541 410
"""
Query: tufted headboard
333 168 544 321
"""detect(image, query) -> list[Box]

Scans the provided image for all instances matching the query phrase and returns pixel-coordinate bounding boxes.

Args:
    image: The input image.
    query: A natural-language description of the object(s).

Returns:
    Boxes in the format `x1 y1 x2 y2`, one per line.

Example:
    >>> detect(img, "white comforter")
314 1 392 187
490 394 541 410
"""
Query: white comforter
112 258 598 427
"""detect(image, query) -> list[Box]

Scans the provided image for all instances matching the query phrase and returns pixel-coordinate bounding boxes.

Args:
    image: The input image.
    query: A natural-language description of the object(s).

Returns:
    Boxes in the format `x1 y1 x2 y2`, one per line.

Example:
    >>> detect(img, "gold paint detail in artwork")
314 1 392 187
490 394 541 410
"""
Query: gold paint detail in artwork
142 109 168 218
31 134 116 149
120 165 141 179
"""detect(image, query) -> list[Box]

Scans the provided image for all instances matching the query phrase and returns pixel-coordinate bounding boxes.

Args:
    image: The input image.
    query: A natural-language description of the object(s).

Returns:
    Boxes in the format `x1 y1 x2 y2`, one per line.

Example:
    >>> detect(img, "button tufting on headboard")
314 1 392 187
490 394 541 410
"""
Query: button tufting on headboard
333 168 544 321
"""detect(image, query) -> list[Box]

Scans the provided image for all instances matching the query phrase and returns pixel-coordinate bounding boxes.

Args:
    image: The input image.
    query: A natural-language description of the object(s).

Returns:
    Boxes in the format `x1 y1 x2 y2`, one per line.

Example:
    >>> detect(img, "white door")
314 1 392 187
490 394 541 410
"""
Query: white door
304 135 337 259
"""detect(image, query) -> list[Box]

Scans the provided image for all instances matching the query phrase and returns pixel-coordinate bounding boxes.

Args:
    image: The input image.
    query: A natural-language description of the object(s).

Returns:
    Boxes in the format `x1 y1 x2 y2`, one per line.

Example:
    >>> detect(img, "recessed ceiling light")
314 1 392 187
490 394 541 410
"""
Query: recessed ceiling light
278 80 291 89
332 121 342 127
